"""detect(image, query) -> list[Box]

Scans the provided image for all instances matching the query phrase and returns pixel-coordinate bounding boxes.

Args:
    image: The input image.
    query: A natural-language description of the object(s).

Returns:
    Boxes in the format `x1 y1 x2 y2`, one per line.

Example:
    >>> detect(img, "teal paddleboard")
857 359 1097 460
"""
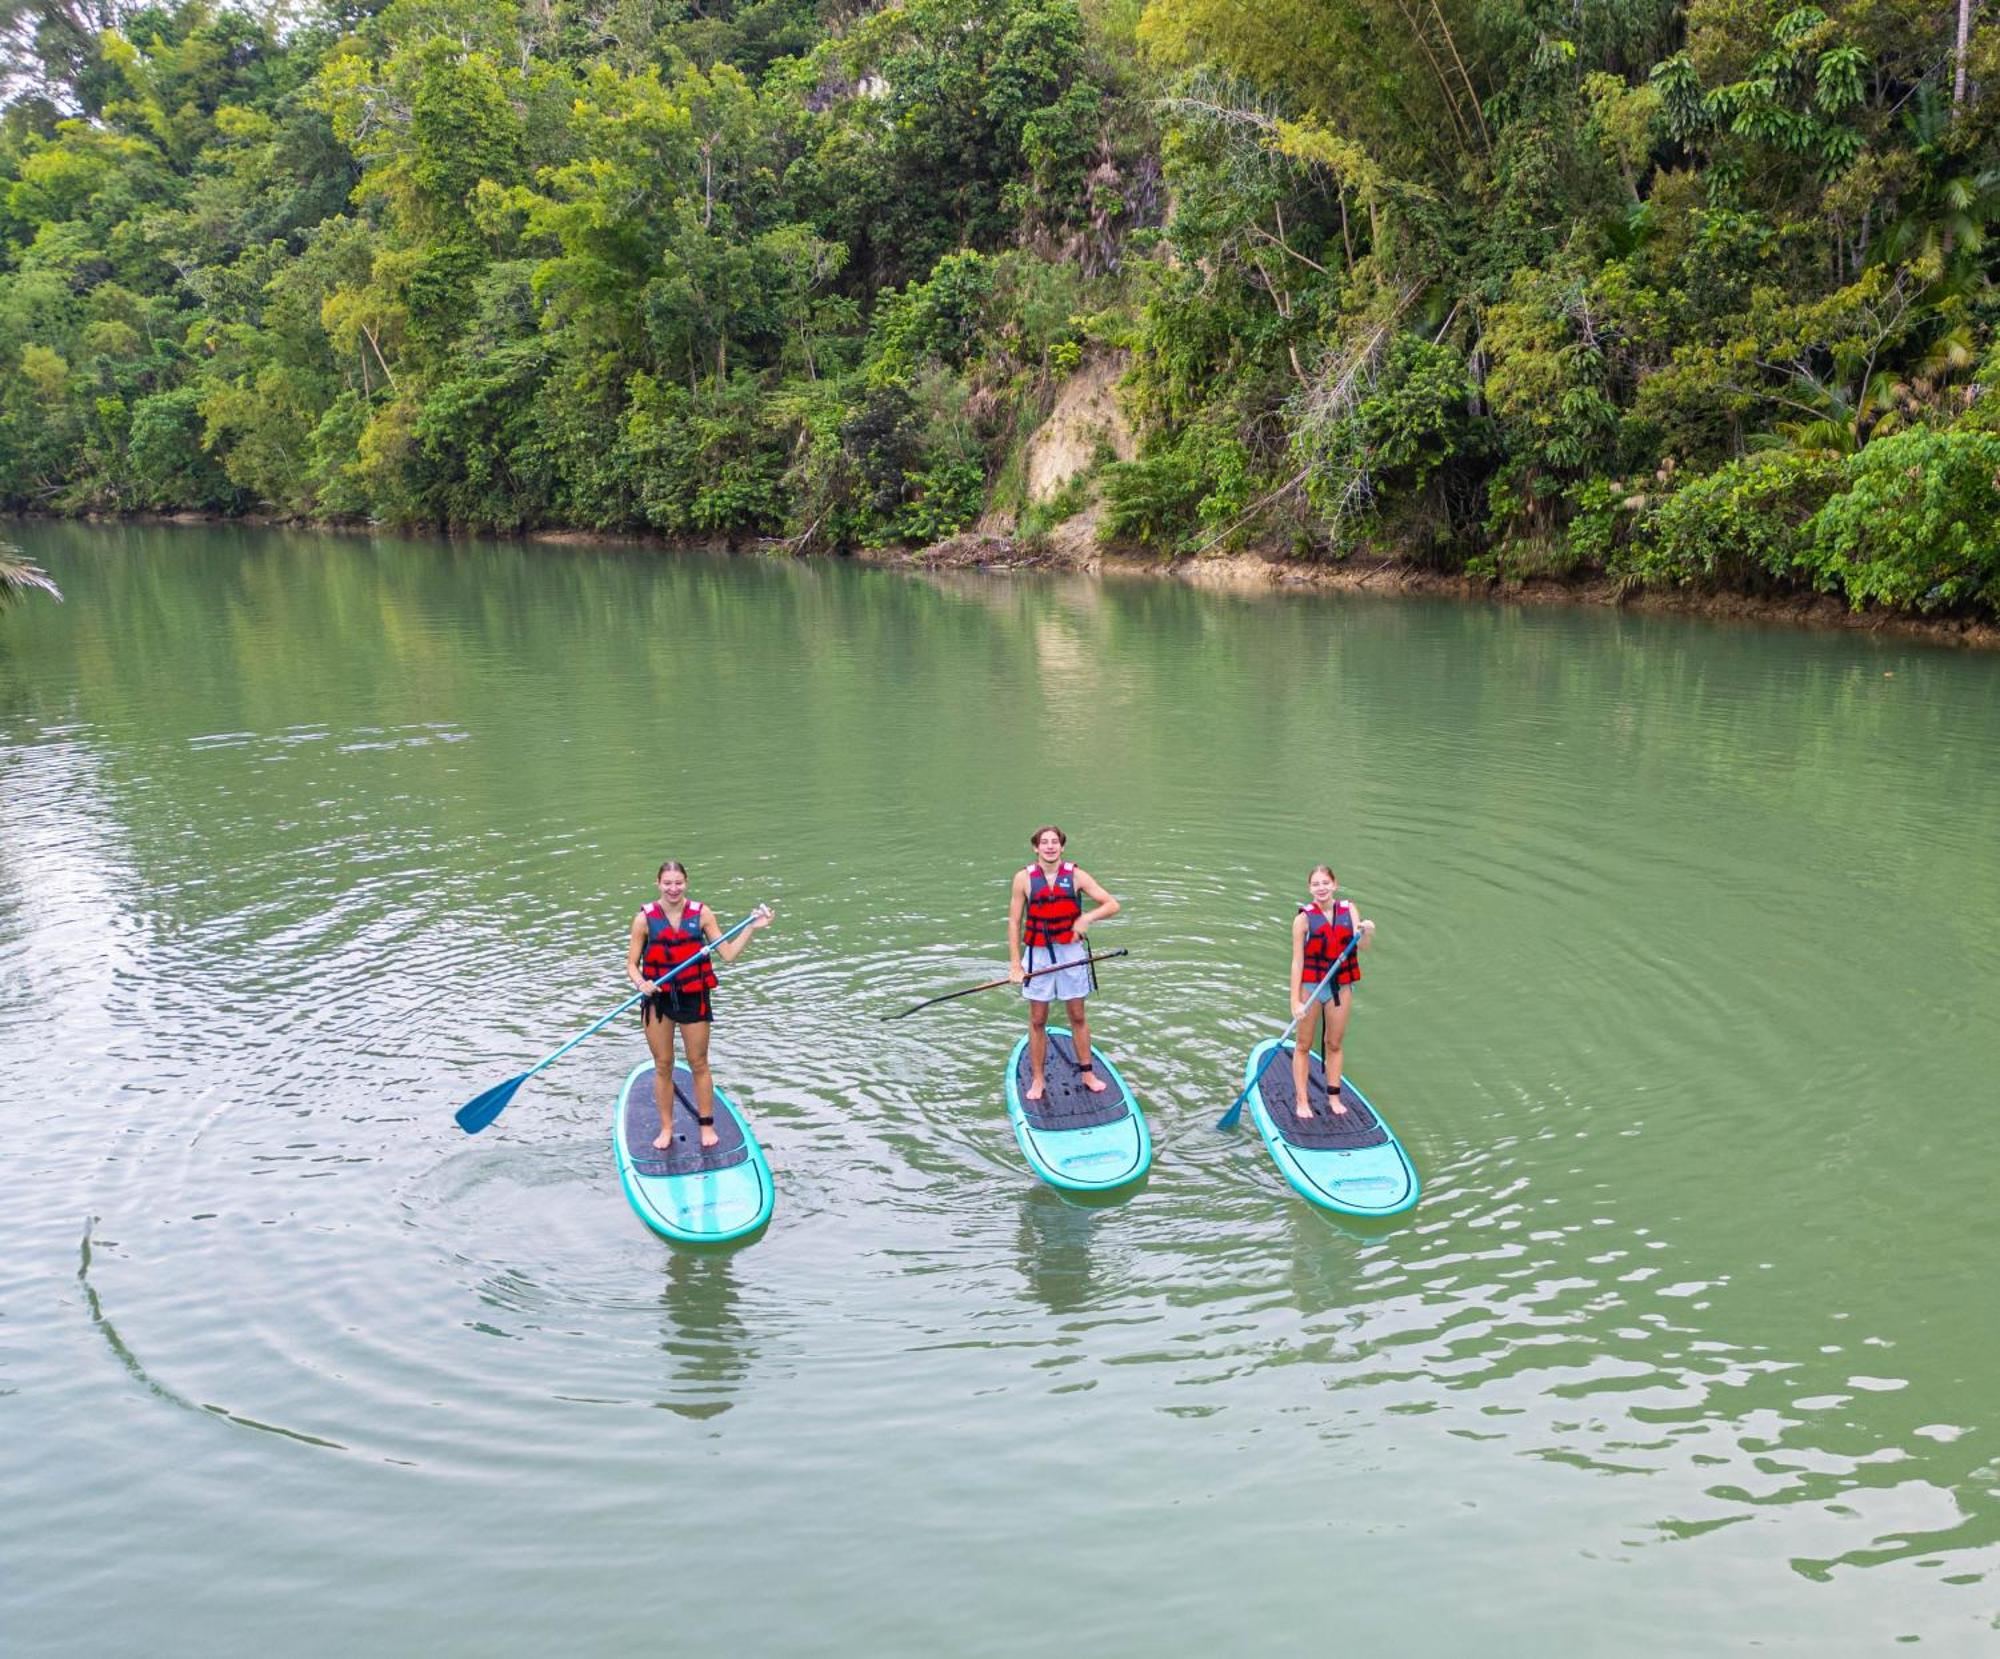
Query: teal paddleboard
1244 1039 1418 1217
614 1060 774 1243
1003 1030 1151 1192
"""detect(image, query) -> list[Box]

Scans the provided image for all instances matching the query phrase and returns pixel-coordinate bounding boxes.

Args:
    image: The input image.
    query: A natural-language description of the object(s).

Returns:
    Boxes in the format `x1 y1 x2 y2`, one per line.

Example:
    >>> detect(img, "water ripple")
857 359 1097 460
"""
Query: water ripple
4 531 1998 1651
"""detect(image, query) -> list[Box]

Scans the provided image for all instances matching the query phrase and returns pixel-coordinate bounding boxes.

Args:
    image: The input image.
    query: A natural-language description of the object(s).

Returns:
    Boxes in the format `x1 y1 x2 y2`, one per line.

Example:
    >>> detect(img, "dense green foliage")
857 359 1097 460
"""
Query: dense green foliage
3 0 1998 614
0 0 1131 549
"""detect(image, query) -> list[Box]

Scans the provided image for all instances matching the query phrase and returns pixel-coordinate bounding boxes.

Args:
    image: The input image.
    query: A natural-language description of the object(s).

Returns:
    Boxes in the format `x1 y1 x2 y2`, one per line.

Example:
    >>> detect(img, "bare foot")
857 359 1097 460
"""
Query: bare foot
653 1125 674 1150
1025 1077 1046 1102
1295 1102 1314 1121
699 1119 719 1150
1077 1069 1109 1094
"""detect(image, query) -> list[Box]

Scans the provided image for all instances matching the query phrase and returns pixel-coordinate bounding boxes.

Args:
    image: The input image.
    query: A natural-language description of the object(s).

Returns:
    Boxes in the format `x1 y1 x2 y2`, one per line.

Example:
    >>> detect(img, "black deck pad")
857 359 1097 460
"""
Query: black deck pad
622 1068 749 1176
1257 1048 1389 1150
1015 1032 1132 1132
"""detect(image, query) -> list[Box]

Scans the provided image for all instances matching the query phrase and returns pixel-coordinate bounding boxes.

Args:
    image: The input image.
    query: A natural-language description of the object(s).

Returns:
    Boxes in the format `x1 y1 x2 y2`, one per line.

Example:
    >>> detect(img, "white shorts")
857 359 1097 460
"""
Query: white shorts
1022 938 1093 1003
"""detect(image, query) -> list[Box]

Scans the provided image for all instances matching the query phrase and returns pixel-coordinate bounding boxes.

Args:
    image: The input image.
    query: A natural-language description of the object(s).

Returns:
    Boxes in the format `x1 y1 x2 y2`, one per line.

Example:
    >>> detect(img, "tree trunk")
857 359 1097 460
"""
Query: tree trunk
361 324 397 392
1954 0 1972 110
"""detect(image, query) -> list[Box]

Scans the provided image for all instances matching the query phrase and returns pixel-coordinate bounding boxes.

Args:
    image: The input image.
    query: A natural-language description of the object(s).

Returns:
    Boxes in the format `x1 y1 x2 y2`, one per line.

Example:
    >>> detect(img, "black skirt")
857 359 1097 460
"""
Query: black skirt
640 986 712 1026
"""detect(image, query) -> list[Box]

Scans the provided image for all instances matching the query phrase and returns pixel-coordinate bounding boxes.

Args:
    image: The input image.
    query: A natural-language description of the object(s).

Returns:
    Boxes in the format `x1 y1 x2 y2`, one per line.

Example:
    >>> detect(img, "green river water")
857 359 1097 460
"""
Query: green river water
3 520 1998 1654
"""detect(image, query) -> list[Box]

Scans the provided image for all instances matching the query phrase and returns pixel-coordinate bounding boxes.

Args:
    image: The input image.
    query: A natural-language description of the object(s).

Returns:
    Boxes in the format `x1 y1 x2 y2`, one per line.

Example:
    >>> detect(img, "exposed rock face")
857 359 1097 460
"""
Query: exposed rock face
1024 353 1134 505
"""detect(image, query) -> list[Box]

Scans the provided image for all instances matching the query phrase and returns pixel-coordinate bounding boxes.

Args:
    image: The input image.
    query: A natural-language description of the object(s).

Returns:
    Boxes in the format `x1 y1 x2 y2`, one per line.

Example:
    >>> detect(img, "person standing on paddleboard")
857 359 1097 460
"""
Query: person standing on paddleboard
1290 865 1374 1118
1008 826 1120 1102
627 862 772 1151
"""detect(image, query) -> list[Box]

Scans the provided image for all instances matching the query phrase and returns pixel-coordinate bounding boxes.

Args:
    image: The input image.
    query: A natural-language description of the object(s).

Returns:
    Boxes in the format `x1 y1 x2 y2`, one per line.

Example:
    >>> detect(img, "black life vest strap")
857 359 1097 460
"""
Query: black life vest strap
1326 901 1350 1010
1025 865 1046 968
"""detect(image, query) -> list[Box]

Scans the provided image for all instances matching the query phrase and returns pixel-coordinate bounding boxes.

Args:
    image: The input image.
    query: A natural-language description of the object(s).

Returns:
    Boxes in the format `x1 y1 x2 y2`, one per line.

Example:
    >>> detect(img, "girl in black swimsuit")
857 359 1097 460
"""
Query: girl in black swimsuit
626 861 771 1149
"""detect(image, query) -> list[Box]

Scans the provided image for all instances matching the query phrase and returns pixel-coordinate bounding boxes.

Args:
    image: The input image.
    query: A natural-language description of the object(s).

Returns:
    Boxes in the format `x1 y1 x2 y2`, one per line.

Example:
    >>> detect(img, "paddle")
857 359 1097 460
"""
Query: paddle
454 909 764 1135
879 948 1130 1020
1215 926 1361 1131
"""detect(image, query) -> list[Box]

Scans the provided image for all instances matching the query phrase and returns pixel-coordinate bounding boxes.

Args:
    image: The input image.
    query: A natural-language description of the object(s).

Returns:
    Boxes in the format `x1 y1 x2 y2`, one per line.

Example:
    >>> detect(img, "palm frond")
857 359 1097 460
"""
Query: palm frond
0 546 63 606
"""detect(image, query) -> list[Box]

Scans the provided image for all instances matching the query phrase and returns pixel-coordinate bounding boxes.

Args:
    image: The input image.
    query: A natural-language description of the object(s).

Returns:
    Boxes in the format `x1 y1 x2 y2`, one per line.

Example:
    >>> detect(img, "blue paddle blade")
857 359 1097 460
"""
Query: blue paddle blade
455 1074 527 1135
1218 1040 1285 1130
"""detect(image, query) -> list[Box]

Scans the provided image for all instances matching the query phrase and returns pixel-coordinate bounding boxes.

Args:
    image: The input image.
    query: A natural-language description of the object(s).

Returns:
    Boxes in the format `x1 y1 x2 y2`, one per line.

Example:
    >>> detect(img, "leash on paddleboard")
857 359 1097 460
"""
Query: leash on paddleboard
880 949 1131 1021
1215 923 1361 1132
454 908 767 1135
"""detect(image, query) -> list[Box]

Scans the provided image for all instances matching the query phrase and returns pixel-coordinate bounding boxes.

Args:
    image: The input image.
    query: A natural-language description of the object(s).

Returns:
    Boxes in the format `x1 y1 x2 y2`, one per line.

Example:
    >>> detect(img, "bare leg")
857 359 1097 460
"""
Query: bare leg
1068 996 1107 1092
645 1007 680 1149
1026 1000 1050 1100
683 1020 719 1148
1323 993 1353 1115
1292 999 1321 1119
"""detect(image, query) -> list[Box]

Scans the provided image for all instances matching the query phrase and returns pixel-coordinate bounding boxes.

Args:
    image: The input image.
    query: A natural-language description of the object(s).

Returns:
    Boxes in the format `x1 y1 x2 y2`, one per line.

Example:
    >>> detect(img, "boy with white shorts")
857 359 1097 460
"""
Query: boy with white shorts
1008 826 1122 1103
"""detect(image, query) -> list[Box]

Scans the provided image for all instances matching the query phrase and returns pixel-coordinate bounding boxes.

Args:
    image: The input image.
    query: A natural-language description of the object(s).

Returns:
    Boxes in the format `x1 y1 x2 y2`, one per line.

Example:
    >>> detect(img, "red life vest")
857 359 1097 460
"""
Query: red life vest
1023 862 1084 950
1300 900 1361 988
641 900 718 993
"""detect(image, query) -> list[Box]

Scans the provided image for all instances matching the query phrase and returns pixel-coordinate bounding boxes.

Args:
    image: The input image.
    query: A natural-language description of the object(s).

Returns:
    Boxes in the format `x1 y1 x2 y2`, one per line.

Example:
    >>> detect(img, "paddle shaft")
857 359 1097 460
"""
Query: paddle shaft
881 948 1130 1020
1215 925 1361 1130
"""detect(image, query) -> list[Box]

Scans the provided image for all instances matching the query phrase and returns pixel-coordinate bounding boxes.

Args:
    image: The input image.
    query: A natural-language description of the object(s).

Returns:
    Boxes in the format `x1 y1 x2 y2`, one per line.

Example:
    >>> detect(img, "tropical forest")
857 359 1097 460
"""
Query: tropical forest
3 0 1998 616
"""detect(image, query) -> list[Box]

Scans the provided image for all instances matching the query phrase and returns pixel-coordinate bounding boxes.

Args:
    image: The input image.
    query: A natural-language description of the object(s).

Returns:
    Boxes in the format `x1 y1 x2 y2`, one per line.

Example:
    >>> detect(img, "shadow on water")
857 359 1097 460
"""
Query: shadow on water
652 1245 753 1422
1203 1193 1429 1333
1291 1199 1425 1251
1014 1185 1109 1316
1035 1166 1152 1211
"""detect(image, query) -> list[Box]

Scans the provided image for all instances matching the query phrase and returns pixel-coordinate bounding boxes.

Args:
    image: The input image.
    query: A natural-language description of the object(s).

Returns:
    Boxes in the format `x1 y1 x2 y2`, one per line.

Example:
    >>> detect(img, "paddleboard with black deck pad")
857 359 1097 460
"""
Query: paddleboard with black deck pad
1003 1030 1151 1192
1245 1039 1418 1218
614 1060 774 1243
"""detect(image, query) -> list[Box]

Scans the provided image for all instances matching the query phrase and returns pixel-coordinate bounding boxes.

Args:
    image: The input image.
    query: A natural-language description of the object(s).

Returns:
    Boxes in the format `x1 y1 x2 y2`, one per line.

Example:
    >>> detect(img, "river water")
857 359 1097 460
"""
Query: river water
3 521 1997 1654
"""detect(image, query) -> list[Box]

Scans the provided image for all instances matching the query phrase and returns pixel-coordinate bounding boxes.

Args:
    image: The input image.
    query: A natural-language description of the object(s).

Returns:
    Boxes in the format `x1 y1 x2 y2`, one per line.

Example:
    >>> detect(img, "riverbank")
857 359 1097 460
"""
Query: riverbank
14 510 1999 649
867 530 2000 649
